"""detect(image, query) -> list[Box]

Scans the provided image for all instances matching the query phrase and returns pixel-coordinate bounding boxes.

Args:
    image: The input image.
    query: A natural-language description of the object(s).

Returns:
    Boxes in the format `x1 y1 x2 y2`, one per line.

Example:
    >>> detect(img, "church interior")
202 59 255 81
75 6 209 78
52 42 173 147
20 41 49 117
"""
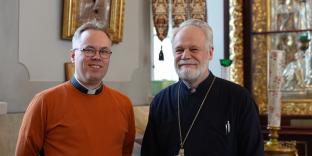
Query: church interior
1 0 312 155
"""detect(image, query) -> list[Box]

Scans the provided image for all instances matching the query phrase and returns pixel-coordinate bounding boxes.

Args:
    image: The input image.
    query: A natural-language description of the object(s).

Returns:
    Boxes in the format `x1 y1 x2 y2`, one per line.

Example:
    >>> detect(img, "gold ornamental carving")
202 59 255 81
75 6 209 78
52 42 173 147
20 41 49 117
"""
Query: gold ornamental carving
252 0 312 115
62 0 125 43
252 36 268 113
282 100 312 115
230 0 312 115
265 127 298 156
252 0 269 114
229 0 244 86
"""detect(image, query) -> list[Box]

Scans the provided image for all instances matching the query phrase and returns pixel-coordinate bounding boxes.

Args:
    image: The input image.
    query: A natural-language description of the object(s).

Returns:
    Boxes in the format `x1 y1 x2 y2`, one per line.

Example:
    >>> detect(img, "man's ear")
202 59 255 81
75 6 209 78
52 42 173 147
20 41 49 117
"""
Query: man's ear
70 50 75 63
208 47 214 60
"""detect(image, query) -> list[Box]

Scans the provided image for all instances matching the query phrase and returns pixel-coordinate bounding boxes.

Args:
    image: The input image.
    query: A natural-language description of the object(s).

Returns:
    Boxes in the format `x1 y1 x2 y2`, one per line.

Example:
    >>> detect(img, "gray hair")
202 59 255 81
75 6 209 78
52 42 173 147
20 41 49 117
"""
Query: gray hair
72 21 111 48
172 19 213 49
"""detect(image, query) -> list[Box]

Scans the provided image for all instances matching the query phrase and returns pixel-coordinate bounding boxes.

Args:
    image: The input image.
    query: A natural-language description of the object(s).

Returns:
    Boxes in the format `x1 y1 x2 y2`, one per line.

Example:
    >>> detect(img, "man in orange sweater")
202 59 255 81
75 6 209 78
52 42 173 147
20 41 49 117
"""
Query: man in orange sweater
15 21 135 156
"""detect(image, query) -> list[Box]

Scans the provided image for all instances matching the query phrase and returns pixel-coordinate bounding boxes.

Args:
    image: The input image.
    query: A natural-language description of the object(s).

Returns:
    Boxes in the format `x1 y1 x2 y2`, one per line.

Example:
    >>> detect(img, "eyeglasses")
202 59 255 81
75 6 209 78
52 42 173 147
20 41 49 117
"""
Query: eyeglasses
73 47 112 58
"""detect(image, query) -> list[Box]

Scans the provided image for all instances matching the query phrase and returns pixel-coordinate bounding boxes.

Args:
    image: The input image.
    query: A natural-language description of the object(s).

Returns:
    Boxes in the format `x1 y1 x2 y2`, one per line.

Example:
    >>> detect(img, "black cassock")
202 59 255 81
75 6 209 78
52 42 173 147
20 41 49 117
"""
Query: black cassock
141 72 264 156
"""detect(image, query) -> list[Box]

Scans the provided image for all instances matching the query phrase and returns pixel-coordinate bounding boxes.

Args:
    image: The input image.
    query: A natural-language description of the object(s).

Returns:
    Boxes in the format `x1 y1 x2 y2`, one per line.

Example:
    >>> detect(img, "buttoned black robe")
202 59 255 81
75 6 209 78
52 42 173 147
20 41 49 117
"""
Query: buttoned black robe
141 72 264 156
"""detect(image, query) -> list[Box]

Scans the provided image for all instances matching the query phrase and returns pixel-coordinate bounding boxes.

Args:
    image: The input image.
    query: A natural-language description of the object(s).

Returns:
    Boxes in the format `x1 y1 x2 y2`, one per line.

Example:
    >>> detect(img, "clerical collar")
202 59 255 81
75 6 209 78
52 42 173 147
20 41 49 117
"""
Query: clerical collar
182 72 211 93
182 81 197 93
70 76 103 95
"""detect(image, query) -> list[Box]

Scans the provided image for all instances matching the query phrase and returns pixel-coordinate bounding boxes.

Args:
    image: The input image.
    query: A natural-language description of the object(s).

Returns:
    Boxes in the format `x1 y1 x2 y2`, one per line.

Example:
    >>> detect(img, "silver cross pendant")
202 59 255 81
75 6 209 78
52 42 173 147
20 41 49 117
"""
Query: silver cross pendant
177 148 184 156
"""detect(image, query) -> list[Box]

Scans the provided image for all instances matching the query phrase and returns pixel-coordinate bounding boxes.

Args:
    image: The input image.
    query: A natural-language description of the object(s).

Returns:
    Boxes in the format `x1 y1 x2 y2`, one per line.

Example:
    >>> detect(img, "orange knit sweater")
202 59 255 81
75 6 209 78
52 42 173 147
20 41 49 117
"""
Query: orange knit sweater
16 81 135 156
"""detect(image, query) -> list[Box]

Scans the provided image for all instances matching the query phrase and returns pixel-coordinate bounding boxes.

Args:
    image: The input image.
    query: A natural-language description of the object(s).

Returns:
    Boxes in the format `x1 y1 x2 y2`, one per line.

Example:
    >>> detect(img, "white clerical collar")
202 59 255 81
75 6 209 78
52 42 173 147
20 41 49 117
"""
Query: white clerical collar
182 81 197 93
73 74 102 95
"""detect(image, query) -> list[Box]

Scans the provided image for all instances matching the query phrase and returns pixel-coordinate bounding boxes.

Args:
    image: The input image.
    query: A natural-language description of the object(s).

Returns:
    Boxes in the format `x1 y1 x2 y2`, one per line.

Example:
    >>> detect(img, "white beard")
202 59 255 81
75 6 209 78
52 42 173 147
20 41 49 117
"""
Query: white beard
177 66 201 82
175 59 209 83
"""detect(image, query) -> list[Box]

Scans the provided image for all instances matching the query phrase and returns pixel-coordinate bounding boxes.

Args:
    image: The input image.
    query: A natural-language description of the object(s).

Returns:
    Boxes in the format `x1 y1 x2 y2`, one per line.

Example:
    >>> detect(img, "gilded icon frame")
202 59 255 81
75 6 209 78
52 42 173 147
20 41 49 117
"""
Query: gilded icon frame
229 0 312 115
62 0 125 43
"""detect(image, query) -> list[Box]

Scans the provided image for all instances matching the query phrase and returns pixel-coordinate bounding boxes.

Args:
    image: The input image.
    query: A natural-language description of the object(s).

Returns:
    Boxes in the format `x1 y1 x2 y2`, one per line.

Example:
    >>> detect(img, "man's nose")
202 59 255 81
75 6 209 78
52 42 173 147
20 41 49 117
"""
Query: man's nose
92 50 102 59
181 49 191 59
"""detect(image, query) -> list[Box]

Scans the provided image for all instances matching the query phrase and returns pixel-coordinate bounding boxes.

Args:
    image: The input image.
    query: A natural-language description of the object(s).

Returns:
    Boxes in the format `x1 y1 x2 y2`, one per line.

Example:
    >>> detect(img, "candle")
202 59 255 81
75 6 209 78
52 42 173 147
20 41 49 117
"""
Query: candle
267 50 285 128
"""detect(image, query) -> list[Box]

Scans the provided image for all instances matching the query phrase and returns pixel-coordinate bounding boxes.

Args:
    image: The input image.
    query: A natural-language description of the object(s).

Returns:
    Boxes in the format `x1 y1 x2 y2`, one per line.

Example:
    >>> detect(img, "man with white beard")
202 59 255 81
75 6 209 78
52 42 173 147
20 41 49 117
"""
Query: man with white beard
141 19 264 156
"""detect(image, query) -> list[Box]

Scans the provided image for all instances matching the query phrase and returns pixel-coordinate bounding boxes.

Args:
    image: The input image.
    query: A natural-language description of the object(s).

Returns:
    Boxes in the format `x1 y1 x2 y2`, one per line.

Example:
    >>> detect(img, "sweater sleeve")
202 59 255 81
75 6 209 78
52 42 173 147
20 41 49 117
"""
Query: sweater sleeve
15 94 46 156
122 101 136 156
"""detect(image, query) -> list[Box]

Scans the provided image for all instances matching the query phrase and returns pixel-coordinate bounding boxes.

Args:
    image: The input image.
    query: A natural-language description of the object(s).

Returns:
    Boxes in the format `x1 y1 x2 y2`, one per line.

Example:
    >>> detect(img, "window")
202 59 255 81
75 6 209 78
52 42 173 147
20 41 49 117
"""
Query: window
151 27 178 96
150 0 178 96
152 28 178 81
150 0 224 96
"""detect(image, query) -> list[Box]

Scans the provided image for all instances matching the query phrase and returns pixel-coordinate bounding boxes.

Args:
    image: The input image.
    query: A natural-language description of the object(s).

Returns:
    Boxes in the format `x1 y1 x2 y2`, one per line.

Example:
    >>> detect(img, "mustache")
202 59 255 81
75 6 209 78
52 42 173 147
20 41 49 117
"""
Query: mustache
178 60 198 65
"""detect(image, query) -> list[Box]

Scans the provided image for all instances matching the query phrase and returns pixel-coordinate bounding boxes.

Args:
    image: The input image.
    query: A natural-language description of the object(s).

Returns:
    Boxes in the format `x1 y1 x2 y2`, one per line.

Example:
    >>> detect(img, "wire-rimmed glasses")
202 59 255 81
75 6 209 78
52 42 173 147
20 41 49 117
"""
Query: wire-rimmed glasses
73 47 112 58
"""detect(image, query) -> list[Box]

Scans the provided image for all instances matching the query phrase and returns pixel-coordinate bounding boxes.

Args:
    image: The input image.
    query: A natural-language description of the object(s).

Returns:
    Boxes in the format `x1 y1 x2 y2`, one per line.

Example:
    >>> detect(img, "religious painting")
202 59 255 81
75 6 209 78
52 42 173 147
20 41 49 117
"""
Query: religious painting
229 0 312 115
62 0 125 43
64 62 75 81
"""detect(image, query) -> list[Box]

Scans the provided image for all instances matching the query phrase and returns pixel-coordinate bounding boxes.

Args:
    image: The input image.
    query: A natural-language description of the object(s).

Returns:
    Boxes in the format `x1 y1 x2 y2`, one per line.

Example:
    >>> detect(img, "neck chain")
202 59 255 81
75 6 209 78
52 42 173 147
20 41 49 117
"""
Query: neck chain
177 76 216 156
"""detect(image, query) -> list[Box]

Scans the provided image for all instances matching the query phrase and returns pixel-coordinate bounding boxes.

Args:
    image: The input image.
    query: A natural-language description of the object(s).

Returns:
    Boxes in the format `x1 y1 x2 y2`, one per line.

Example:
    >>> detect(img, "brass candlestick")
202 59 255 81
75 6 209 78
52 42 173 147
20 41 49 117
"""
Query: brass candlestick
266 50 298 155
265 126 298 155
266 126 280 147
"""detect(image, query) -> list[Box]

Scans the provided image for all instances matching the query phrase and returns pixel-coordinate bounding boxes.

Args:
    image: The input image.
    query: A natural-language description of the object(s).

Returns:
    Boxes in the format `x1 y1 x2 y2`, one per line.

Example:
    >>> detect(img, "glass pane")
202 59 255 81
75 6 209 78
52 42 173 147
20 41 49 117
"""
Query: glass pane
271 0 312 31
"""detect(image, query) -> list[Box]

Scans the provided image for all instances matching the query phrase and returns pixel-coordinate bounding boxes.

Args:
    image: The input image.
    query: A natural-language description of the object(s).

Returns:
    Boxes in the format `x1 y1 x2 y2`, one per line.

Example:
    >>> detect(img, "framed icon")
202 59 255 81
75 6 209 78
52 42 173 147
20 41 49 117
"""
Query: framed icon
62 0 125 43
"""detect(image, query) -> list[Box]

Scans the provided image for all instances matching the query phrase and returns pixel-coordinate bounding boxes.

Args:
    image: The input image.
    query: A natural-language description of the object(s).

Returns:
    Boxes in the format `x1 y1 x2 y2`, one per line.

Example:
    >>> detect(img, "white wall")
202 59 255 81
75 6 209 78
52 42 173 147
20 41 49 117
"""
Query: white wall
0 0 223 112
1 0 151 112
18 0 145 82
19 0 70 81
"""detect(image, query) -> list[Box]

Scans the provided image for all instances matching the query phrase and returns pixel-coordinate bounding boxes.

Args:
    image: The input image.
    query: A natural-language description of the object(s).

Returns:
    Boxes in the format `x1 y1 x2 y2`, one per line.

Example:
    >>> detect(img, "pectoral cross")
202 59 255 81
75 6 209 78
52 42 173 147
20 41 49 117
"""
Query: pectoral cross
177 148 184 156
